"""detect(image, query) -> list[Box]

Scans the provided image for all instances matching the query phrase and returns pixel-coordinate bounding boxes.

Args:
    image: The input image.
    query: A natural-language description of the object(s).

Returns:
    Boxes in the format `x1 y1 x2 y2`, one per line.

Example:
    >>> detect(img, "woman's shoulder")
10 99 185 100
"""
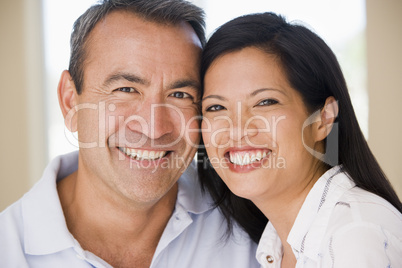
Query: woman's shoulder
327 185 402 238
317 186 402 267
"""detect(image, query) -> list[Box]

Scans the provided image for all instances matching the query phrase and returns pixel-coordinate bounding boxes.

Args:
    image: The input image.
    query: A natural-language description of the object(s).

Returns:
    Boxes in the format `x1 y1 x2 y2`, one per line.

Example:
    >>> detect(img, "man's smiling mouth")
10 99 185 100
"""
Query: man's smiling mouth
118 147 169 161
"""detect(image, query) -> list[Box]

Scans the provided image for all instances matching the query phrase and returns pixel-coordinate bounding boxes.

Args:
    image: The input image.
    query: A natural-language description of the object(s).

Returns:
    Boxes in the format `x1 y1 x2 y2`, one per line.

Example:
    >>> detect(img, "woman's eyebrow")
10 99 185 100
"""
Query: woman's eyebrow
250 87 287 97
202 95 227 102
202 88 287 102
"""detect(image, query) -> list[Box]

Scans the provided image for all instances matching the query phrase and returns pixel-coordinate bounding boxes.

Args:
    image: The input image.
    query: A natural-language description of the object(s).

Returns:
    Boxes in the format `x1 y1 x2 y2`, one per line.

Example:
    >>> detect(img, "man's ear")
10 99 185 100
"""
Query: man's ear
315 96 339 142
57 70 78 132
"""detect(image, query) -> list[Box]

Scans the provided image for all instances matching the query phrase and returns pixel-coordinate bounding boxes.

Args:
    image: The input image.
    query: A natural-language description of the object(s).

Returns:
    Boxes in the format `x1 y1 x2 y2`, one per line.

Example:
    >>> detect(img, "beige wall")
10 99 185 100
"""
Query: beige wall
0 0 30 211
367 0 402 198
0 0 401 211
0 0 46 211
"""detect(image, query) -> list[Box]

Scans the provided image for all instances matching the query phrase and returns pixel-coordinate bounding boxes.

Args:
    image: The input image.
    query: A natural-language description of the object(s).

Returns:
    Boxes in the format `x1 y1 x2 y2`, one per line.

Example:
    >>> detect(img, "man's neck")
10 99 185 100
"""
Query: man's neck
57 170 178 268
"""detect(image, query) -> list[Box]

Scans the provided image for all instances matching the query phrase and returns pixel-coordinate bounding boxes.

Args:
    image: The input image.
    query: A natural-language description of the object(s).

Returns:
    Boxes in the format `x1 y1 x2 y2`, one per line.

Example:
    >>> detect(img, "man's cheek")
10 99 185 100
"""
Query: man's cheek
184 114 202 149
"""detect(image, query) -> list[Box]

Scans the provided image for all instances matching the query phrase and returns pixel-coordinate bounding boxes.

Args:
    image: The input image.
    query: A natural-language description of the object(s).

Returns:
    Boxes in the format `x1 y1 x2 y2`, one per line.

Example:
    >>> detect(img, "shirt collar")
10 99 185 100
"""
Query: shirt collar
176 160 214 215
287 165 355 260
21 152 212 256
256 165 356 265
256 222 283 267
22 151 79 255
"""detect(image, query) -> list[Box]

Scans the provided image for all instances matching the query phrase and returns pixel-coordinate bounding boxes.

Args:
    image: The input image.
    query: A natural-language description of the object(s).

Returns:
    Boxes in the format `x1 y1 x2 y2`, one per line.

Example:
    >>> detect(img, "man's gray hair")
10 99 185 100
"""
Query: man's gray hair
68 0 205 94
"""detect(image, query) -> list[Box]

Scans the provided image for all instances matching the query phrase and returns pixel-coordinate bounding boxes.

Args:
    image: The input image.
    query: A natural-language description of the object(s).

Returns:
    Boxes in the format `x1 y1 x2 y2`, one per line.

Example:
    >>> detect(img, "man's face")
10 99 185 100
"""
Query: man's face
69 10 202 204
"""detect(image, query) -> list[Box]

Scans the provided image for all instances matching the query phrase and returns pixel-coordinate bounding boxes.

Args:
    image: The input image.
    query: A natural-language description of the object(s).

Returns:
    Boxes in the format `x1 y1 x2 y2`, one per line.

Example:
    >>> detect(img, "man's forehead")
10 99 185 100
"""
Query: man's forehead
80 9 201 90
89 10 201 48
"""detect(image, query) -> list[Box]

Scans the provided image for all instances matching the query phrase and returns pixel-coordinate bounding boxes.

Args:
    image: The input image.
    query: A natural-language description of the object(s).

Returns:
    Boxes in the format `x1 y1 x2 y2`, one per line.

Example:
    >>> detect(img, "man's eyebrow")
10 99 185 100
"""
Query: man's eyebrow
202 95 228 102
103 72 149 87
250 87 287 97
169 79 201 91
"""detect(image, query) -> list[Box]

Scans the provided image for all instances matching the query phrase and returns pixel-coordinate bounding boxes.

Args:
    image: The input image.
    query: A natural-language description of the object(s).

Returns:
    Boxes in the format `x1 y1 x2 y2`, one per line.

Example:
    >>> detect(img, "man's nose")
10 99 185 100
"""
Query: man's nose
125 99 174 140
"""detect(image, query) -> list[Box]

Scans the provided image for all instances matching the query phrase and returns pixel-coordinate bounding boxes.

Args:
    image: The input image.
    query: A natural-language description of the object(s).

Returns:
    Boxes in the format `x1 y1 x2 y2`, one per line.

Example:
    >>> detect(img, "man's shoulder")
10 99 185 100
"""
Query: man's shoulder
0 151 79 266
0 198 28 265
0 197 24 232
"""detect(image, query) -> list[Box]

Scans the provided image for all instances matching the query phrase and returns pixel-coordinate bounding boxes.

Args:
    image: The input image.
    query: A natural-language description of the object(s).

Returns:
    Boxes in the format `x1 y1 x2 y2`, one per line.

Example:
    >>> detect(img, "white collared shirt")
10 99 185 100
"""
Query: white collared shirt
0 151 259 268
256 166 402 268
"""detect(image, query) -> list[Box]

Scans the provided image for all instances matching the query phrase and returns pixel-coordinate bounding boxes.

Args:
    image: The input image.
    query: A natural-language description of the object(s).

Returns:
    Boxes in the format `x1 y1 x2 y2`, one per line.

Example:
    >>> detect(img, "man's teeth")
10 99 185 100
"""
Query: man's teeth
229 151 269 166
121 148 166 160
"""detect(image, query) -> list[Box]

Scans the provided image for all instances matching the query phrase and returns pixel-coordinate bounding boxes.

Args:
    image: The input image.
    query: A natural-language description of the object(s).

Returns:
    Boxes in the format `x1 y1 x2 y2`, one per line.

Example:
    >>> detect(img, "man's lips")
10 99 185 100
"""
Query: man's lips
225 148 271 166
118 147 170 161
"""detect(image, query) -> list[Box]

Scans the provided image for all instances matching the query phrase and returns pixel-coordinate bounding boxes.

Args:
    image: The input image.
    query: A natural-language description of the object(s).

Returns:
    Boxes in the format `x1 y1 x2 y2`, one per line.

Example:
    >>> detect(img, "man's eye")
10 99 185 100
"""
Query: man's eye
256 99 278 106
206 104 226 112
169 92 193 99
115 87 136 93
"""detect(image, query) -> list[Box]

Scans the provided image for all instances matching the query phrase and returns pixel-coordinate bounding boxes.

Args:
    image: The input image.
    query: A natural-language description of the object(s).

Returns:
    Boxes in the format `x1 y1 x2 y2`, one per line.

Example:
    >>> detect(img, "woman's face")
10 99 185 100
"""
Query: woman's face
202 47 325 202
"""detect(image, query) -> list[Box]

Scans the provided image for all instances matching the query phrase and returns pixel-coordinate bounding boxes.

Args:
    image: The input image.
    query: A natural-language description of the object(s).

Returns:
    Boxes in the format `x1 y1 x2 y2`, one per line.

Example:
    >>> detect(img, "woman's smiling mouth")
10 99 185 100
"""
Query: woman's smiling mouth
225 149 271 166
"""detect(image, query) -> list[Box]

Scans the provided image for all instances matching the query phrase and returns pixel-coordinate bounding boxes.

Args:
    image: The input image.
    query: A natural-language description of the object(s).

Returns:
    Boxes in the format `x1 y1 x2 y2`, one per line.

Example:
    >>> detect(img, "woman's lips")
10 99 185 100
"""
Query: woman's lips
226 148 271 166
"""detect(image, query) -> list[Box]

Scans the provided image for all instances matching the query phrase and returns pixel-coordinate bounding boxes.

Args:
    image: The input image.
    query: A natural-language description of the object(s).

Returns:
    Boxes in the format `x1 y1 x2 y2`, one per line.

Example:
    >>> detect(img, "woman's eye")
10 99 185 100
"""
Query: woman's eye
169 92 193 99
256 99 278 106
206 104 226 112
116 87 136 93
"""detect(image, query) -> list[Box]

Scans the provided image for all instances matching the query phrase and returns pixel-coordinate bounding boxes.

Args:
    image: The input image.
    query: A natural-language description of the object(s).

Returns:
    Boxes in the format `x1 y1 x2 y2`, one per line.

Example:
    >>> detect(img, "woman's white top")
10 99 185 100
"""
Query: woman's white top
256 165 402 268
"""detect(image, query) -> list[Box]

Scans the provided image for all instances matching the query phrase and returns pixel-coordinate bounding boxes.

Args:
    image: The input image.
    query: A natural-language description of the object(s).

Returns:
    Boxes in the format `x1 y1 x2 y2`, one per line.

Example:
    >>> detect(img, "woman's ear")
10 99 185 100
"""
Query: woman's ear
57 70 78 132
315 96 339 142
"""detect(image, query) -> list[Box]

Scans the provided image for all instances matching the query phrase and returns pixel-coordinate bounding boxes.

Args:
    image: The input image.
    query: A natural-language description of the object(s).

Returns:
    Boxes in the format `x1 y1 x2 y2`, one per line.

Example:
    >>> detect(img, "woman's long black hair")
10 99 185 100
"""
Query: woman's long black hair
198 12 402 244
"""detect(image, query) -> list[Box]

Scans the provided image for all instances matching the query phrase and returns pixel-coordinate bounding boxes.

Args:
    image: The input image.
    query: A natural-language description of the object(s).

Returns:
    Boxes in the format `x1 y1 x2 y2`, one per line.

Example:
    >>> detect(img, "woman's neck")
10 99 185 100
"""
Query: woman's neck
255 187 308 247
252 164 327 265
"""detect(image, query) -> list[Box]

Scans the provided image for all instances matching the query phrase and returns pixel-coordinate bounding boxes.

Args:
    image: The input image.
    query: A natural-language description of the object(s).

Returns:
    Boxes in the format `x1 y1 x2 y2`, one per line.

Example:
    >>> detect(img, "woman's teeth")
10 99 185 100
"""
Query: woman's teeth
120 147 167 160
229 150 270 166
